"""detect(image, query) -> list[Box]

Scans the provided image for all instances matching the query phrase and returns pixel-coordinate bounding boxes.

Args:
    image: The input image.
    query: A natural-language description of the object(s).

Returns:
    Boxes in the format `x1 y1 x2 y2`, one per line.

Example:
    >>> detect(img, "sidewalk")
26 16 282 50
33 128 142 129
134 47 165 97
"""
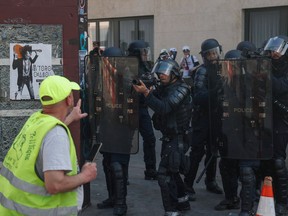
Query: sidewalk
81 131 240 216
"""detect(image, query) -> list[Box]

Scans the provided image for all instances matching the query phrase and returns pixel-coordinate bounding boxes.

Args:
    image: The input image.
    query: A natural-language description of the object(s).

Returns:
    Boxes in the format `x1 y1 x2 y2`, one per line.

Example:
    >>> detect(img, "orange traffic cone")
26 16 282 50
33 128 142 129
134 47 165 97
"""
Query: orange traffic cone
256 176 275 216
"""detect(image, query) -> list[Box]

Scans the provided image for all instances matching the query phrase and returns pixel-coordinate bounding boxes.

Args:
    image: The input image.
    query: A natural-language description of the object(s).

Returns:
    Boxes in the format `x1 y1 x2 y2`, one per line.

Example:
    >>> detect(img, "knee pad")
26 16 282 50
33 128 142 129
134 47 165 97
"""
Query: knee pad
240 167 255 183
274 158 286 171
158 173 170 188
157 166 169 187
274 158 288 178
111 162 123 180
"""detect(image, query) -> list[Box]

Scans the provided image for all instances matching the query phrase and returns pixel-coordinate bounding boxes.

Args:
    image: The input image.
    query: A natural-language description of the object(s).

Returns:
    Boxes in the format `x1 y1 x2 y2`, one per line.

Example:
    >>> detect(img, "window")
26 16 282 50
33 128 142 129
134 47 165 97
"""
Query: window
245 6 288 49
88 17 154 58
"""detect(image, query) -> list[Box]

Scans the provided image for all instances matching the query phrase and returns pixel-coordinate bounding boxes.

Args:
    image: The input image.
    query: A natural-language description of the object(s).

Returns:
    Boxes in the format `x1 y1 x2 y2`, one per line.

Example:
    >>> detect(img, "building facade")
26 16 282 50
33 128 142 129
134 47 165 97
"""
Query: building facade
88 0 288 62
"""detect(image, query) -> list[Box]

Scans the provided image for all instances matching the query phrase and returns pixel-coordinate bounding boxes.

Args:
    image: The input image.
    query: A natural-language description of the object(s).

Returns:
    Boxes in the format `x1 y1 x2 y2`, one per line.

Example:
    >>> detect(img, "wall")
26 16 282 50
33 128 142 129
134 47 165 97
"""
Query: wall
88 0 288 62
0 0 80 160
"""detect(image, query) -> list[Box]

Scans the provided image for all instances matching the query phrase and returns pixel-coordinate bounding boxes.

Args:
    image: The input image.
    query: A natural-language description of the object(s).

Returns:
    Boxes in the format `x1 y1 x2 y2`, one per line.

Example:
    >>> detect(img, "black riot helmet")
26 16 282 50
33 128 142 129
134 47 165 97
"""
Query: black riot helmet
102 47 123 57
236 41 256 52
263 35 288 57
224 49 242 59
152 59 181 79
127 40 151 62
200 38 222 64
236 41 257 58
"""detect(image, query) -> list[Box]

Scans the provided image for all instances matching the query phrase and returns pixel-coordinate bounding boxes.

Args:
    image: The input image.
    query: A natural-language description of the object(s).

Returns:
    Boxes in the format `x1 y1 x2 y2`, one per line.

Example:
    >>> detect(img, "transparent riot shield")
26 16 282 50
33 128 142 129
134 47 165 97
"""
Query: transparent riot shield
86 56 139 154
208 58 273 159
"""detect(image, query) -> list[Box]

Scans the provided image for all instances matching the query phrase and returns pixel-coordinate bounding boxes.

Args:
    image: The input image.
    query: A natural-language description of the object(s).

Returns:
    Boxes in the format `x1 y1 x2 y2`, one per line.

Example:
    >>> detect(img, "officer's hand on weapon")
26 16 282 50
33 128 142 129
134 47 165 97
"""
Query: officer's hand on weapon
64 99 88 126
132 80 151 97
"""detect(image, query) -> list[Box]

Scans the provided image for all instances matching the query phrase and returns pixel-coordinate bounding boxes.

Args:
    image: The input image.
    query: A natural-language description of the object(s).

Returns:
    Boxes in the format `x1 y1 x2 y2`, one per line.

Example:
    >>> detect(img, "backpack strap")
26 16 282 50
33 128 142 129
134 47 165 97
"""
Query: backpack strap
190 55 195 65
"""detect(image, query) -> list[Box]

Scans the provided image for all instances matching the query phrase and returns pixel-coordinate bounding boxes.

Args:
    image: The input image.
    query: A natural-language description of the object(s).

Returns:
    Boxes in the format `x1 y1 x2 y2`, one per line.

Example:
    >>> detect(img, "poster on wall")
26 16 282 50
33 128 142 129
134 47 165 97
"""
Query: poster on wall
9 43 54 100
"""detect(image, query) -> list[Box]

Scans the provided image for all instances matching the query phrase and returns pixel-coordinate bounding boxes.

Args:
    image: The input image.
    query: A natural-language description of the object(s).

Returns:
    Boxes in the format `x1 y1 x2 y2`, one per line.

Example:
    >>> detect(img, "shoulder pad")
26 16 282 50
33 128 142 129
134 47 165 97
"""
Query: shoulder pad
168 83 190 109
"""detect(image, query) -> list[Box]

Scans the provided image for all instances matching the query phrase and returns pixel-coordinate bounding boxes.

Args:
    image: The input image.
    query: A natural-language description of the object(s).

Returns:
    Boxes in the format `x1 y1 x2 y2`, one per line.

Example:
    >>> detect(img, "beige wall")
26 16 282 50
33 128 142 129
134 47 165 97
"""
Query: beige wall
88 0 288 62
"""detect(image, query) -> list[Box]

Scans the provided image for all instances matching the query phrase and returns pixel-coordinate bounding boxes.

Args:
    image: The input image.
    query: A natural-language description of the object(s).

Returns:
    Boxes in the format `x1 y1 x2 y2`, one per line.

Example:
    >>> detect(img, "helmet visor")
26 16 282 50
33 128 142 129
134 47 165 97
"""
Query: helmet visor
202 47 221 61
264 37 288 56
140 47 151 61
152 61 174 76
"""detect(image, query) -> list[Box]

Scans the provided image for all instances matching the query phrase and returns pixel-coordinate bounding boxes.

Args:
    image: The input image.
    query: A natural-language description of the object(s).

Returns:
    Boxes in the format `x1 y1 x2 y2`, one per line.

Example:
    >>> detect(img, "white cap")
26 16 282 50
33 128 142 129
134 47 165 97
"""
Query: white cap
182 46 190 51
169 48 177 52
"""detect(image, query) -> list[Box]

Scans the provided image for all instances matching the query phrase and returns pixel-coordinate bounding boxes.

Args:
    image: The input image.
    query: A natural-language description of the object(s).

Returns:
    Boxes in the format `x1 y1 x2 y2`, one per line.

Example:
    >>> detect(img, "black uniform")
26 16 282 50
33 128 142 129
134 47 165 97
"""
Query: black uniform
138 61 157 177
184 39 224 201
236 41 267 216
269 48 288 215
128 40 157 180
95 47 130 216
135 59 192 216
214 49 242 211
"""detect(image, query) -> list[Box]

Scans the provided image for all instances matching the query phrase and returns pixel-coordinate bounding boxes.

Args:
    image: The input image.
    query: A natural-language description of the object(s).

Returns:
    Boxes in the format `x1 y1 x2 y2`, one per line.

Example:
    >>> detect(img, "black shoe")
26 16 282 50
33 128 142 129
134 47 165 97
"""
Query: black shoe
185 188 196 201
214 197 240 211
113 204 127 215
205 181 223 194
177 200 191 211
97 198 114 209
144 169 157 180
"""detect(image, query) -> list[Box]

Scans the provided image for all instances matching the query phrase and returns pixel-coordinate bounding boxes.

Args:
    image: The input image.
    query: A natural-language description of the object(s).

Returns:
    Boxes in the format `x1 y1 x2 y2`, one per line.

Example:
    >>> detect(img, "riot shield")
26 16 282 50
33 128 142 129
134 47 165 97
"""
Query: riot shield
86 56 139 154
208 58 273 159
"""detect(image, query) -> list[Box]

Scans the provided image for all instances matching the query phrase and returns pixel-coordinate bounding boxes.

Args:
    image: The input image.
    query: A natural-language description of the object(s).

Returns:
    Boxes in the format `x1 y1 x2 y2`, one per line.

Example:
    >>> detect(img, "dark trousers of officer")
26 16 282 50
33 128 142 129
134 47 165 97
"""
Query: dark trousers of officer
157 137 186 212
139 106 156 170
270 132 288 213
219 158 239 200
101 152 130 212
184 127 217 188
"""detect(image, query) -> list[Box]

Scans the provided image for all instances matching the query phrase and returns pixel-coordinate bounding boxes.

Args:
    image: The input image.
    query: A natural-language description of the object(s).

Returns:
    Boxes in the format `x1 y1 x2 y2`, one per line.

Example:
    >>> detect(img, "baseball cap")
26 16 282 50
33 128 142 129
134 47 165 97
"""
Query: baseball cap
182 46 190 51
39 75 80 106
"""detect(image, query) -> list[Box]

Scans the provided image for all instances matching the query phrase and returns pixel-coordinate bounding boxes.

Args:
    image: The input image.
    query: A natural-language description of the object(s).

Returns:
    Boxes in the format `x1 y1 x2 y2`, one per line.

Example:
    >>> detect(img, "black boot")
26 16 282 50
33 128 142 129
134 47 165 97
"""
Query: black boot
177 195 190 211
214 197 240 211
184 182 196 201
239 167 255 214
274 159 288 216
97 198 114 209
112 162 127 216
144 168 157 180
98 154 115 209
205 153 223 194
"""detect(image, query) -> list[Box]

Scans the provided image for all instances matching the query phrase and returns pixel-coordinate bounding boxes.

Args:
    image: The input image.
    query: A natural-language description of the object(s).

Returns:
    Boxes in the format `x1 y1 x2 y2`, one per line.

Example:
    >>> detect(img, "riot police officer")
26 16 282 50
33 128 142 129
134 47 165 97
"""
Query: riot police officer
263 35 288 216
214 49 242 211
133 59 192 216
128 40 157 180
235 41 263 216
96 47 130 216
184 38 223 201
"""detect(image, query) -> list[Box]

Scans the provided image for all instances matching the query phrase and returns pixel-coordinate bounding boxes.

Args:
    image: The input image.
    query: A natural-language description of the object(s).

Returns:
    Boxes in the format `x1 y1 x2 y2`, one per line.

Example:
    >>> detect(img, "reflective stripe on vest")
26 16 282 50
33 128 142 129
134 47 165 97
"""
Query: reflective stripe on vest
0 111 78 216
0 192 77 216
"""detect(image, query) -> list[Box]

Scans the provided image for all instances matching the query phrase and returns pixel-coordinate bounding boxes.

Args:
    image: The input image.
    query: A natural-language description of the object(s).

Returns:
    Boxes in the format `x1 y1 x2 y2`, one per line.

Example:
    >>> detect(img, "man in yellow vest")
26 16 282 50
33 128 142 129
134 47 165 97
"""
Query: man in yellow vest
0 75 97 216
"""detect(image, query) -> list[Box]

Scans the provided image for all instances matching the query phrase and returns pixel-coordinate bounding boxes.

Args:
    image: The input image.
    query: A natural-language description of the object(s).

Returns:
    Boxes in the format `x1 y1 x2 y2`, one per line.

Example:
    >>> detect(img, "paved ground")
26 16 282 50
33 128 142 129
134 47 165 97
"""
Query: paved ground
81 130 241 216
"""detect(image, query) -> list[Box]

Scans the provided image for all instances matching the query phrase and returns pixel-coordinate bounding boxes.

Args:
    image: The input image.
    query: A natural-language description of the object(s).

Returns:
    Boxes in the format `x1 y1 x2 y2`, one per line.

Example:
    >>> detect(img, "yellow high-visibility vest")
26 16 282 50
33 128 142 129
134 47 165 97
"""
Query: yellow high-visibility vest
0 111 78 216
